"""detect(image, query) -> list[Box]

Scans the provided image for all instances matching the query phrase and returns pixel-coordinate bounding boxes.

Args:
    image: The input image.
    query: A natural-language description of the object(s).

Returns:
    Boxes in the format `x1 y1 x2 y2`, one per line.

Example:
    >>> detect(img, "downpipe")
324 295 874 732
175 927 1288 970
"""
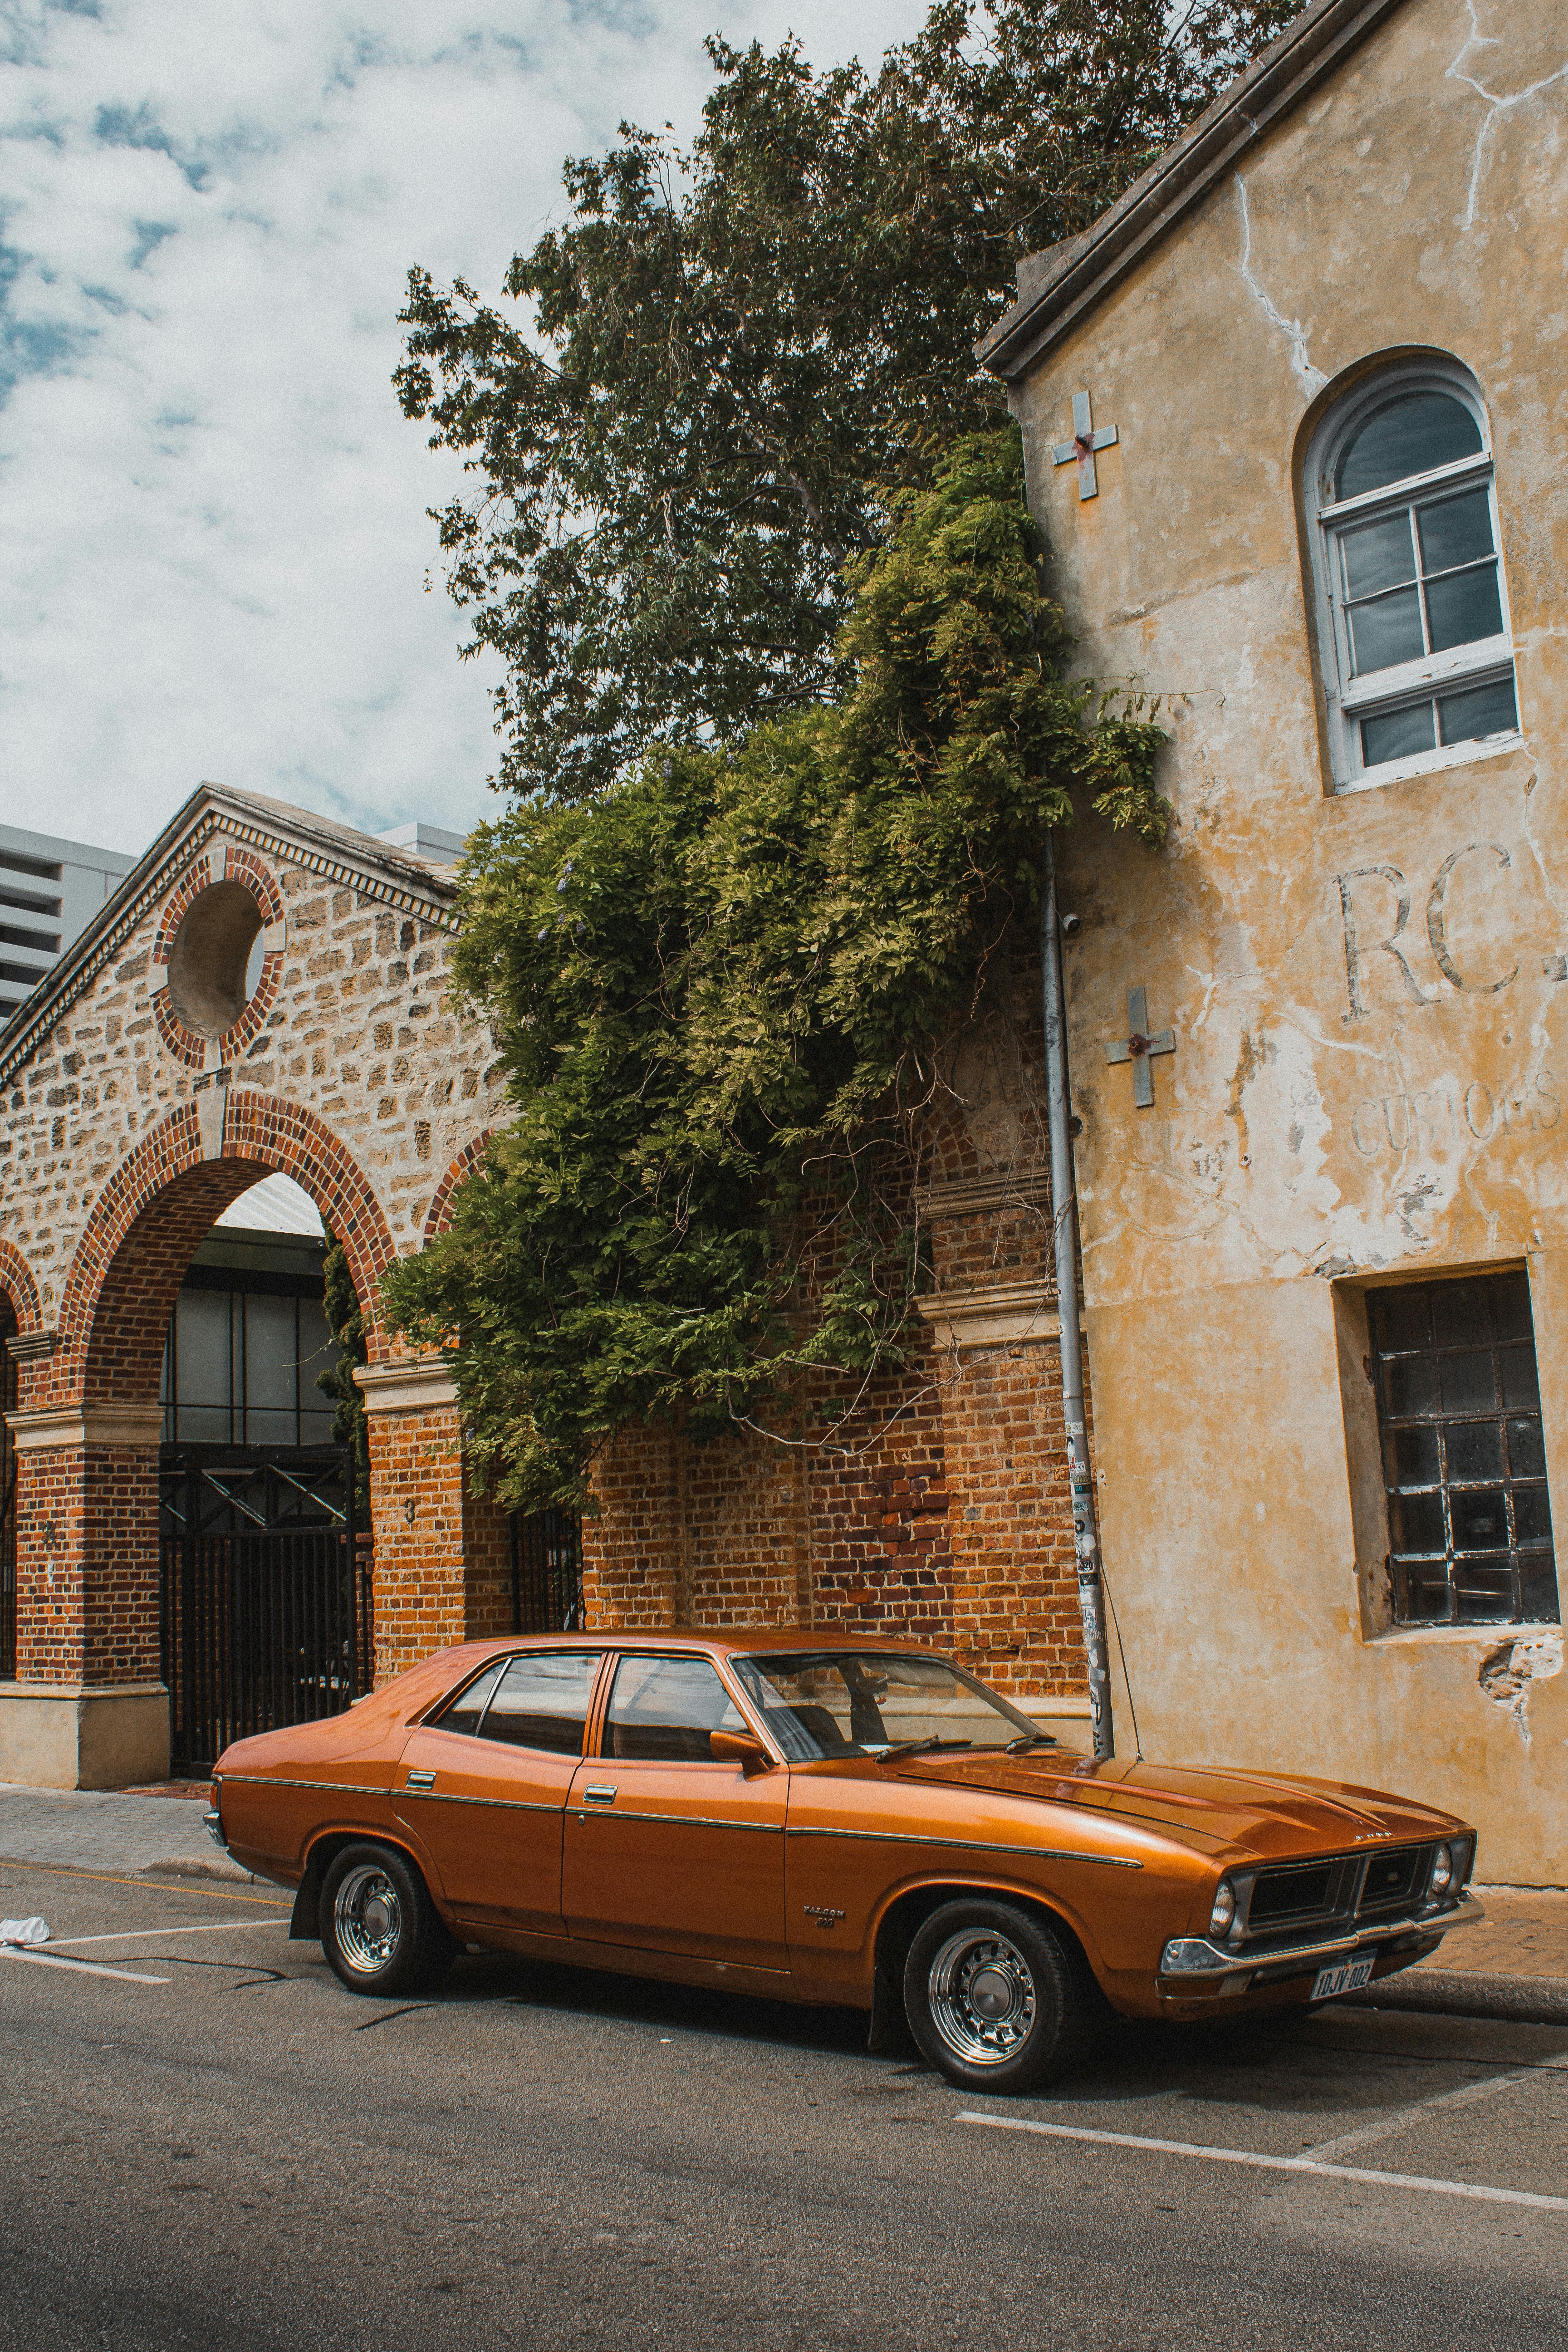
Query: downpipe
1039 838 1114 1762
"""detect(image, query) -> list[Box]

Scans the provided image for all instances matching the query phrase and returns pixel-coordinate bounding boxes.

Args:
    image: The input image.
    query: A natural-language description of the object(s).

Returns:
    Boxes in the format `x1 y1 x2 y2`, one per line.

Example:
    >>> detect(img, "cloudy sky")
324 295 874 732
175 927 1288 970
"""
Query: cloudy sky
0 0 923 859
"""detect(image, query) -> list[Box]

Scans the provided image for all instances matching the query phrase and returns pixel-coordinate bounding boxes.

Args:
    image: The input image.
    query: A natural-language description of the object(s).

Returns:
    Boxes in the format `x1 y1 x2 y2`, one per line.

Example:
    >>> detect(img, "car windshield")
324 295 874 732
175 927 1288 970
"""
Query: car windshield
729 1650 1043 1763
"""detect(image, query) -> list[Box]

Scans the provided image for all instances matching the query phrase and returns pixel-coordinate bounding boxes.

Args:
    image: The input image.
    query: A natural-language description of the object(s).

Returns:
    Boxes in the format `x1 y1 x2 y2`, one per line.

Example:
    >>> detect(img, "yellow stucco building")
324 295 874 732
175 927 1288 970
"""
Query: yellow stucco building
983 0 1568 1881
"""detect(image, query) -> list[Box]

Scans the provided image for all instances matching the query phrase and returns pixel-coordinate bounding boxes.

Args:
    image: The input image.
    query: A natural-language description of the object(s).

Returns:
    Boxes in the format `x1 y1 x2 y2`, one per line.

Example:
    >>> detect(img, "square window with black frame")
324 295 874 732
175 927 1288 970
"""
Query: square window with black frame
1369 1270 1559 1627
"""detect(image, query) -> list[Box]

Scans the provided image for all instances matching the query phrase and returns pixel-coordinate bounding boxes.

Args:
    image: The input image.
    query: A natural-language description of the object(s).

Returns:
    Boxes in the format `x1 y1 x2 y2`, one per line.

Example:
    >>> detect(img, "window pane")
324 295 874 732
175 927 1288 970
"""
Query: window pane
1491 1271 1533 1342
1372 1288 1431 1352
1336 391 1482 499
1514 1487 1553 1546
1418 487 1494 572
1342 513 1417 598
1384 1355 1438 1415
1439 675 1518 747
1507 1417 1547 1479
298 1297 336 1400
606 1654 745 1762
244 1293 299 1418
1425 562 1502 653
1349 585 1425 674
1446 1421 1502 1482
1362 701 1436 767
177 1404 232 1444
1454 1557 1514 1621
482 1651 599 1754
175 1289 233 1411
1384 1424 1440 1486
1389 1490 1446 1552
436 1660 506 1739
1501 1344 1540 1410
1519 1553 1561 1623
1431 1279 1491 1347
1440 1350 1496 1413
1396 1561 1451 1622
1451 1487 1508 1550
244 1407 298 1446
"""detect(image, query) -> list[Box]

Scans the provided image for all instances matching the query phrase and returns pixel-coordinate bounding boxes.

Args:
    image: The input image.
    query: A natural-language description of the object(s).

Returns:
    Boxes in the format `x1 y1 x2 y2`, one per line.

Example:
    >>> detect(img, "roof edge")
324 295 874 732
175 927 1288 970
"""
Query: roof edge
0 783 461 1090
977 0 1408 384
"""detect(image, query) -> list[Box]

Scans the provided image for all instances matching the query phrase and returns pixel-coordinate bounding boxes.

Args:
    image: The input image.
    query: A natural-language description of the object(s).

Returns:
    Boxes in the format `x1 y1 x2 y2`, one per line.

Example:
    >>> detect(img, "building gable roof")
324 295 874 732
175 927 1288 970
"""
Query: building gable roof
977 0 1408 384
0 782 461 1089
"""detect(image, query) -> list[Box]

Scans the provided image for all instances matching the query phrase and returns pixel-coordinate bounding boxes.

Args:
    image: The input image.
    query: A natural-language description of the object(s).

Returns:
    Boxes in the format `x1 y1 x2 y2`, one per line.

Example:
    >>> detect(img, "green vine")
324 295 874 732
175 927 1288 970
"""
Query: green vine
382 430 1167 1512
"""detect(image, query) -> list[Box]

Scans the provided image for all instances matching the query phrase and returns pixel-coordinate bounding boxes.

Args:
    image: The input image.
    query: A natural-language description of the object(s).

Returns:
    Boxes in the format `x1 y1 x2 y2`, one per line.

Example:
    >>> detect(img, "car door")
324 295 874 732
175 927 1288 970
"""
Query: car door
394 1647 607 1937
561 1651 789 1974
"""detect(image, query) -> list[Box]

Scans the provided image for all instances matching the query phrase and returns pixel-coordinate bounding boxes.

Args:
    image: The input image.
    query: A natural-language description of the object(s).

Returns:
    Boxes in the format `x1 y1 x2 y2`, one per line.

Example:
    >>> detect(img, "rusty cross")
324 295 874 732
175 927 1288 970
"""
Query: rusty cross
1051 389 1118 501
1105 985 1175 1109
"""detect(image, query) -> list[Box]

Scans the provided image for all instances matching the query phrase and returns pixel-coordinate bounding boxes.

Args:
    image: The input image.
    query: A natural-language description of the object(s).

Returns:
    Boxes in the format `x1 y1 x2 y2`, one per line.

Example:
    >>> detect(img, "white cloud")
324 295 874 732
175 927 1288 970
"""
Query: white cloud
0 0 925 855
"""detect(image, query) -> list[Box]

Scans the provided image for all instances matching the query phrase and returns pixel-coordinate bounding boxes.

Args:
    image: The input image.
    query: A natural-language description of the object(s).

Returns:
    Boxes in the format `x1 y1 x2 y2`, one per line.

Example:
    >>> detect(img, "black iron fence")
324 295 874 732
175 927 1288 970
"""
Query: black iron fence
160 1446 372 1774
510 1507 583 1635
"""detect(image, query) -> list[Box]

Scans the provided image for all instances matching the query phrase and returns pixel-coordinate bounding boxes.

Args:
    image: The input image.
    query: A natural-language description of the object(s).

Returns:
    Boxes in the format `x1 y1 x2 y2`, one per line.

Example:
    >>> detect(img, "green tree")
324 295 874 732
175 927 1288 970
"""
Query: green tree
382 432 1166 1512
317 1238 371 1527
396 0 1296 804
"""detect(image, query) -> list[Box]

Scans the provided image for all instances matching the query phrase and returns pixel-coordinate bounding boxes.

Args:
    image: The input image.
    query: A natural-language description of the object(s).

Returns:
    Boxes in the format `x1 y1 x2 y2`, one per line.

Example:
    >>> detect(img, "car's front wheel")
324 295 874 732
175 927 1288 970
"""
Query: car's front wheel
319 1842 455 1998
902 1898 1098 2093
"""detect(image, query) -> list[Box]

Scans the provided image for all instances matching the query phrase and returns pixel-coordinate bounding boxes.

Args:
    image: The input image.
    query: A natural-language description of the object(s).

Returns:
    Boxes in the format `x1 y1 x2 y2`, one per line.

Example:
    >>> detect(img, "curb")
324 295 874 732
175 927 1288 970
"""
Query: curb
1343 1968 1568 2028
138 1857 258 1886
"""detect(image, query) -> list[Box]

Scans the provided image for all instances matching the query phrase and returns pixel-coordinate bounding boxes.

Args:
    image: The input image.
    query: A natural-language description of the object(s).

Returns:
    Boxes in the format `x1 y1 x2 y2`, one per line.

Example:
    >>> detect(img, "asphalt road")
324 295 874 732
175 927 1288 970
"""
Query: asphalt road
0 1856 1564 2352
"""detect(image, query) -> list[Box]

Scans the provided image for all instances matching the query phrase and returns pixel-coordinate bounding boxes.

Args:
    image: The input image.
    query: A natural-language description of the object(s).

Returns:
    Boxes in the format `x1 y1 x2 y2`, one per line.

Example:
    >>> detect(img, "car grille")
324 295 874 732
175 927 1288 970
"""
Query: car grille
1237 1844 1438 1953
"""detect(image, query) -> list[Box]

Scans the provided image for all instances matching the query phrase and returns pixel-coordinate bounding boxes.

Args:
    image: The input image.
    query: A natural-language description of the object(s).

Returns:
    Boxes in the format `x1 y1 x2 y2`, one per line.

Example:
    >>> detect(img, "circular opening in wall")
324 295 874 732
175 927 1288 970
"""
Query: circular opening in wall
166 880 267 1039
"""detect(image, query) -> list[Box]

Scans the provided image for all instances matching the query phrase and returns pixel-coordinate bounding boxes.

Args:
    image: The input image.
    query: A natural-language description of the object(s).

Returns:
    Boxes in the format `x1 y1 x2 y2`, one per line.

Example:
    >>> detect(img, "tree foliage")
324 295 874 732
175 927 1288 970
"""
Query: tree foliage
318 1237 370 1525
396 0 1297 803
382 433 1166 1511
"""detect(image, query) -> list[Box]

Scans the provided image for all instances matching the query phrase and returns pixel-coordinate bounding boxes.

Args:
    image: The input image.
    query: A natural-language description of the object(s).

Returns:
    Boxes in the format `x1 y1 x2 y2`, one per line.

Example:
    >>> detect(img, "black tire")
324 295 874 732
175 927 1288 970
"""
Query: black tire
319 1842 455 1998
902 1898 1098 2094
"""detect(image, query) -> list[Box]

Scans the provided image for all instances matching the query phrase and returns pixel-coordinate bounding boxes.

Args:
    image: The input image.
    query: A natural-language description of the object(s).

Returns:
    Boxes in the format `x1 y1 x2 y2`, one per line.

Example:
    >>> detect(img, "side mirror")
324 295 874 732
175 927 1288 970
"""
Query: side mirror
710 1729 773 1775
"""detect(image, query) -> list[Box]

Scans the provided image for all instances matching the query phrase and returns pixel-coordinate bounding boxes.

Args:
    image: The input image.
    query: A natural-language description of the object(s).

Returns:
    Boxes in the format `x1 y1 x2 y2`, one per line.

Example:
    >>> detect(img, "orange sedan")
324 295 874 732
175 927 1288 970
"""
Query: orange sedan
208 1631 1483 2092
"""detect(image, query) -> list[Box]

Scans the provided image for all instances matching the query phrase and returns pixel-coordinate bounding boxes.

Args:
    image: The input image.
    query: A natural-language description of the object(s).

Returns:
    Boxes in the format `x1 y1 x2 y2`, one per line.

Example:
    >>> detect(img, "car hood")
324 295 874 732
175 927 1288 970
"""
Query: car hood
886 1751 1463 1859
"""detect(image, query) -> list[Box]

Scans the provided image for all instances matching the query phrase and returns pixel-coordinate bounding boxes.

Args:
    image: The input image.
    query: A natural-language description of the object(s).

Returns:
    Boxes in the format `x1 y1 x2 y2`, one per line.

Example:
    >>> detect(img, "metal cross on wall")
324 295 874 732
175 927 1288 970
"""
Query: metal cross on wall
1105 985 1176 1109
1052 390 1119 501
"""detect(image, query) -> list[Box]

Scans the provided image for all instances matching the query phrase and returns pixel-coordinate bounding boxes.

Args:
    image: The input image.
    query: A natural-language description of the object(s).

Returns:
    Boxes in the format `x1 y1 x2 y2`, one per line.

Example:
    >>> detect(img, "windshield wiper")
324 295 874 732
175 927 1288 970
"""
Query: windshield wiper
1003 1734 1059 1754
875 1738 974 1763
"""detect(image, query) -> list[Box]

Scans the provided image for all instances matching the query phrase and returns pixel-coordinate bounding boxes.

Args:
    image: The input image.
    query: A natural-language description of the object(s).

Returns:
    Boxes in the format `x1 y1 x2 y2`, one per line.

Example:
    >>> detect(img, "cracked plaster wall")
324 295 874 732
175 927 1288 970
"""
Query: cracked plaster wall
1009 0 1568 1879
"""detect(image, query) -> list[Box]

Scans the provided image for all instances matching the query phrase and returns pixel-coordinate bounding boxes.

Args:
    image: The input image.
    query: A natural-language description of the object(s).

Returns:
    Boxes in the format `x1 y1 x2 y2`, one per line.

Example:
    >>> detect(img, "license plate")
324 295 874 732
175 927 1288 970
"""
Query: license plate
1311 1955 1375 2001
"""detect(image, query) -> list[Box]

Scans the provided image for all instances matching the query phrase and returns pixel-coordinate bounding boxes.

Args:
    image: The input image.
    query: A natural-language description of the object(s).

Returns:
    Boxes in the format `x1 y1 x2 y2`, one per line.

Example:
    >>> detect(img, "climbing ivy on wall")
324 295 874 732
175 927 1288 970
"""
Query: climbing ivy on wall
382 431 1168 1513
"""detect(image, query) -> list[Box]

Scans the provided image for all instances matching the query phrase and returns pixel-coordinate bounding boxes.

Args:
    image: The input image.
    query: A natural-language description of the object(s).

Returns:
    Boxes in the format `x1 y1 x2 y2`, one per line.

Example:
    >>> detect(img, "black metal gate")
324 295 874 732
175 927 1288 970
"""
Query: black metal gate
510 1507 583 1634
159 1445 372 1775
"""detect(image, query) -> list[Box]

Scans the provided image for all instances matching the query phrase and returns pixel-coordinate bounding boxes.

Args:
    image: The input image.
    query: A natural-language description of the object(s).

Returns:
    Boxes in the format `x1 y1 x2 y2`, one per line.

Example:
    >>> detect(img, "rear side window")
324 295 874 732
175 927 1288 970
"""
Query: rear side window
605 1655 746 1762
480 1651 601 1754
433 1660 506 1740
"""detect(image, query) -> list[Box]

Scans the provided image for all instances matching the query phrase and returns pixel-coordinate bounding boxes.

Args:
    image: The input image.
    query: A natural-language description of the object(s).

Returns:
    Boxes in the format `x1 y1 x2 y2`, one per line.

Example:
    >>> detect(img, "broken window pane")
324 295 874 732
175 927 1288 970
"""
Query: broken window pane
1368 1272 1560 1627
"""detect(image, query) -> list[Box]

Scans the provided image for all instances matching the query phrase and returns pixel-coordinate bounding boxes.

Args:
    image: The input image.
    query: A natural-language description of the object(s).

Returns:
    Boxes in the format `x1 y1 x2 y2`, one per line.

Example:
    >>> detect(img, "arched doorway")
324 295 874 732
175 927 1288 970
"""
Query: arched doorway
157 1173 373 1774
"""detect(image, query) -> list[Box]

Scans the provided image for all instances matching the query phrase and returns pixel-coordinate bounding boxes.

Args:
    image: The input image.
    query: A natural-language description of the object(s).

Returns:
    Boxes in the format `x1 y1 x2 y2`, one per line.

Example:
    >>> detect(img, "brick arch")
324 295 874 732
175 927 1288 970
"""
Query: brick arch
423 1129 494 1241
52 1093 398 1408
0 1239 43 1337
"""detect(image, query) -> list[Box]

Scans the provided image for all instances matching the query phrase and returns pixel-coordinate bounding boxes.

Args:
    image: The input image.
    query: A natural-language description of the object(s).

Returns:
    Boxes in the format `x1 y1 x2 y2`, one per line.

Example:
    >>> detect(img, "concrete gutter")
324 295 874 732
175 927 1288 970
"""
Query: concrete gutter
1344 1969 1568 2029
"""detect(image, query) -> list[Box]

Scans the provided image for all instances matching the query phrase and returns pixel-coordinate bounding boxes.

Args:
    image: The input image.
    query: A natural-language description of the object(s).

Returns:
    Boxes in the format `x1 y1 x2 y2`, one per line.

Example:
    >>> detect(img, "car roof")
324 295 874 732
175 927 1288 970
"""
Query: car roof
445 1626 951 1664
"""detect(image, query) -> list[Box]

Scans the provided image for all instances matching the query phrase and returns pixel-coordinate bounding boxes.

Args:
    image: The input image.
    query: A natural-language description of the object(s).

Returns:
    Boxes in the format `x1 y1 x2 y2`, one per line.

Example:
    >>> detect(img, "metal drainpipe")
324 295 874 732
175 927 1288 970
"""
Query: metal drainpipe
1039 836 1114 1762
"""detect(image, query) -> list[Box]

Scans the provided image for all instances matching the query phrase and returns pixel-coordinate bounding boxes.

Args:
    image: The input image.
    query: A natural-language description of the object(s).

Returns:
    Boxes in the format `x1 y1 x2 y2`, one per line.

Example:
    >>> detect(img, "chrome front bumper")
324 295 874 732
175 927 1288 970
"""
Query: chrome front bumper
1158 1889 1485 1988
203 1807 229 1853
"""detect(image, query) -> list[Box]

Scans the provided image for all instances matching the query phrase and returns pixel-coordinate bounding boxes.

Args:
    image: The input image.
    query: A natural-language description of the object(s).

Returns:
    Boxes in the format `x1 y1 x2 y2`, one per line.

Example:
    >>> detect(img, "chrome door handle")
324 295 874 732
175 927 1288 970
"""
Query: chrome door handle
406 1770 436 1790
583 1785 617 1804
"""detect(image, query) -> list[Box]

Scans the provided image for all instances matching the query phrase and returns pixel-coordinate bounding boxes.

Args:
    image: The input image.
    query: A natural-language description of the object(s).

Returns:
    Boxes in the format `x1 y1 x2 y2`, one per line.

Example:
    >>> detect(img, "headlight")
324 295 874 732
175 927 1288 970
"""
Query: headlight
1430 1843 1454 1897
1208 1881 1236 1937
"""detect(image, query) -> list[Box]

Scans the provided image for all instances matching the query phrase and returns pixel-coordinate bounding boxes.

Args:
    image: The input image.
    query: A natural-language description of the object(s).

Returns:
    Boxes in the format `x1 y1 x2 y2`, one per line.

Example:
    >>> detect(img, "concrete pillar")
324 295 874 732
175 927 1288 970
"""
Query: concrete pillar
0 1402 169 1788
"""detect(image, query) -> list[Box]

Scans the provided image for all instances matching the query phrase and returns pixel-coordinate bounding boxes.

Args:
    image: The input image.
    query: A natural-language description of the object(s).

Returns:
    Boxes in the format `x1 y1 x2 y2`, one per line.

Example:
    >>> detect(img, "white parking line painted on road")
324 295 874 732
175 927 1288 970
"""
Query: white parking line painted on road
1303 2049 1568 2164
47 1919 289 1948
959 2111 1568 2214
0 1945 169 1986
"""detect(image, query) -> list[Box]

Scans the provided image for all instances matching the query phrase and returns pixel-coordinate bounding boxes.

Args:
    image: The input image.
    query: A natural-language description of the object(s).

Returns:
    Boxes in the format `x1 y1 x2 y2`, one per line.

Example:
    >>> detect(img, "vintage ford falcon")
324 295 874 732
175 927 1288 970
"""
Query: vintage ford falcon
209 1631 1483 2091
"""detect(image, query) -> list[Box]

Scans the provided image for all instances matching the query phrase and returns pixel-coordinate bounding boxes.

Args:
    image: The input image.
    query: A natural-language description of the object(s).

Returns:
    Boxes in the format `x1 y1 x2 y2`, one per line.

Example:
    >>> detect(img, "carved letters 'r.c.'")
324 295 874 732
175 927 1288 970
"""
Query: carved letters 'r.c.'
1337 843 1523 1018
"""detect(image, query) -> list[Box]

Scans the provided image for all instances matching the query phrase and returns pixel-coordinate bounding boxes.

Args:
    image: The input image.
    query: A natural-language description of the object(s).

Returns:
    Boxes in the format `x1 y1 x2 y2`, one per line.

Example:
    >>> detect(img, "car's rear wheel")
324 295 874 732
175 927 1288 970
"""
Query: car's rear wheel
902 1898 1097 2093
319 1842 454 1998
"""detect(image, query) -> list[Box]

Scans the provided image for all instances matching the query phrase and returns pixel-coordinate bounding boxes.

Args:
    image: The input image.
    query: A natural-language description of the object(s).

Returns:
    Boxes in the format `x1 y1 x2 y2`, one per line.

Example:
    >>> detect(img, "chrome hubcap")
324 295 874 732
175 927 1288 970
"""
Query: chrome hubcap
926 1929 1037 2066
334 1863 403 1975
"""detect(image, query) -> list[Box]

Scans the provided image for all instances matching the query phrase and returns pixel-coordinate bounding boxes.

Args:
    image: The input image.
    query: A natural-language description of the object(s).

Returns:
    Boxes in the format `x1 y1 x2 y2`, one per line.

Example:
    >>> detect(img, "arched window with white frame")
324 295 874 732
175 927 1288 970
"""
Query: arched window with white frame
1304 360 1521 792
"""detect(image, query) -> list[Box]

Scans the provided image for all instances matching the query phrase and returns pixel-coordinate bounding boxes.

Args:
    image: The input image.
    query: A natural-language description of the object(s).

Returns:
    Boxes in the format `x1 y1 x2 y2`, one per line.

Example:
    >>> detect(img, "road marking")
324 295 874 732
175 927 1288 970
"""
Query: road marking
959 2112 1568 2213
1303 2049 1568 2162
0 1945 169 1986
46 1919 290 1949
0 1857 279 1905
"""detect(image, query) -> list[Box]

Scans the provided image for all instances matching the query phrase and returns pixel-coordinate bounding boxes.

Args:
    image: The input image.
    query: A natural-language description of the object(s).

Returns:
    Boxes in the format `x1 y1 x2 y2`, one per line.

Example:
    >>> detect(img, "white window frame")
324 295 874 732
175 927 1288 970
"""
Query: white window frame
1303 359 1523 795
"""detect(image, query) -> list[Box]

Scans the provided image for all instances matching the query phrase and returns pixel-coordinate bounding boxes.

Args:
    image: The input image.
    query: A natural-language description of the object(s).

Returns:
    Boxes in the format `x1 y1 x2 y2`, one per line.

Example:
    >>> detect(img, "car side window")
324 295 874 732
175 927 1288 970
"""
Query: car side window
605 1655 746 1762
431 1660 506 1740
479 1651 601 1755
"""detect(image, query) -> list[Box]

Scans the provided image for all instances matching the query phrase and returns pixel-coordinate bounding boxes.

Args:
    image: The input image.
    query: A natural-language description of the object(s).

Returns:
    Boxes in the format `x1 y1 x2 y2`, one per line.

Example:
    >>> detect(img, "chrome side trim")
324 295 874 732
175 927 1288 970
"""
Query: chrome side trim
397 1789 562 1815
574 1809 784 1834
1158 1891 1485 1981
219 1774 387 1797
785 1826 1142 1868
